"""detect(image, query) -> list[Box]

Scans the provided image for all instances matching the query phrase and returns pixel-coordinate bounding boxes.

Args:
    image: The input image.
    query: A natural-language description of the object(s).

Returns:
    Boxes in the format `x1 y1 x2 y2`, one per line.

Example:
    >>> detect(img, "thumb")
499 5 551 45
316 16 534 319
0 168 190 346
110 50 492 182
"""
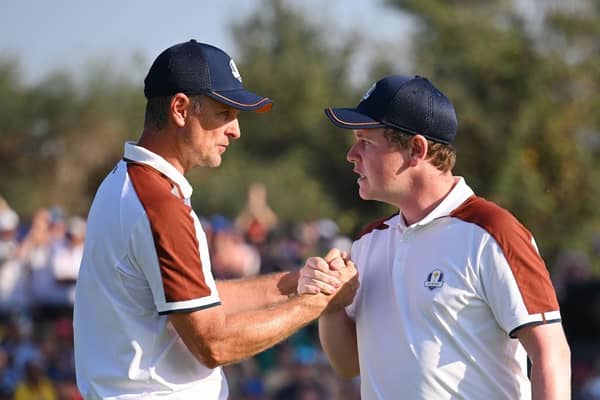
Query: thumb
324 248 341 264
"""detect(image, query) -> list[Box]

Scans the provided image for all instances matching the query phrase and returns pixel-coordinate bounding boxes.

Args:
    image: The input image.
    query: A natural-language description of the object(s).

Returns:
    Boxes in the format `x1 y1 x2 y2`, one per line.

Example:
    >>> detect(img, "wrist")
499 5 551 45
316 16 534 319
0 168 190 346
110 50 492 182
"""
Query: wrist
296 292 329 317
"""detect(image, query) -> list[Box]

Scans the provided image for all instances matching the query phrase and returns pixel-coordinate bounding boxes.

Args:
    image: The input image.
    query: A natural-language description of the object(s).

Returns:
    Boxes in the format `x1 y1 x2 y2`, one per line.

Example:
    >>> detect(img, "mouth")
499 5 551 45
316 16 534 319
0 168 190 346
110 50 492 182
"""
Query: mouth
354 170 366 182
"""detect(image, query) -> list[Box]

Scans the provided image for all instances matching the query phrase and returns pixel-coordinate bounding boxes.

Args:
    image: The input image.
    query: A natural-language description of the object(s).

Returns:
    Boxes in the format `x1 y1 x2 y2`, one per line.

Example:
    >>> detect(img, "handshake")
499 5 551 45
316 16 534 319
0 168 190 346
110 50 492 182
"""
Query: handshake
297 248 360 313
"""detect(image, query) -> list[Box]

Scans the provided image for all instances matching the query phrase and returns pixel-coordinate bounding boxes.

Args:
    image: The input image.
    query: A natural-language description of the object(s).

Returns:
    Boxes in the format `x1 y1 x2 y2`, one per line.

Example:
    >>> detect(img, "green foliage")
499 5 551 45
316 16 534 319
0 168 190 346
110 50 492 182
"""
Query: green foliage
186 0 389 230
0 59 143 216
189 147 339 221
386 0 600 264
1 0 598 269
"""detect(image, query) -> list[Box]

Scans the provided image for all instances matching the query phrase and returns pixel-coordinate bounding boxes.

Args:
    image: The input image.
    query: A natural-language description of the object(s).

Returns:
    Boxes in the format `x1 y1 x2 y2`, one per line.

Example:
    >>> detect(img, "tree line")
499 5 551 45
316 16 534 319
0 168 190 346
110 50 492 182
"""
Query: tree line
1 0 598 269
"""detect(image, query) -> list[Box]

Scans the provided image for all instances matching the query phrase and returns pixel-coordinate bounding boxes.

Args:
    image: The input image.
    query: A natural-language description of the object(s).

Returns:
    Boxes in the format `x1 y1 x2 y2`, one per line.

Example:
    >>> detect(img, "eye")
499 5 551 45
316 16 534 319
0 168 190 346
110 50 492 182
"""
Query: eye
218 109 238 120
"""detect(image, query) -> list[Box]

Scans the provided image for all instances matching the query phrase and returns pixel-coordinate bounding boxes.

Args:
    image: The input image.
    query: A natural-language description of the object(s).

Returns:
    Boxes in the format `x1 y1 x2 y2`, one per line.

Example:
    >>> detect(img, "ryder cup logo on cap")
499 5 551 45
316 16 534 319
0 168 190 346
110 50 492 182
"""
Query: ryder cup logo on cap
144 39 272 112
229 59 242 83
362 82 376 100
324 75 457 144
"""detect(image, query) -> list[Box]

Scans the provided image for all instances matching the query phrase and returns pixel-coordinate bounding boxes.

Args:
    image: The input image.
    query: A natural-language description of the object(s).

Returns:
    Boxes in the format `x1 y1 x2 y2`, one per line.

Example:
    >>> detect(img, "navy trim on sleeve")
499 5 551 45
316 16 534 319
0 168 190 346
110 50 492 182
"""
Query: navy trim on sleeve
158 301 221 315
509 318 561 338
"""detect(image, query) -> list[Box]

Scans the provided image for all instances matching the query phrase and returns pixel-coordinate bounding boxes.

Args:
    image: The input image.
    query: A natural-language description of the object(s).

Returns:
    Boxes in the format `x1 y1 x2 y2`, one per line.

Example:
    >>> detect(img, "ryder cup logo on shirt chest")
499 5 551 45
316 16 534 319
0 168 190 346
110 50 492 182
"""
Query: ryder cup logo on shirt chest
424 269 444 290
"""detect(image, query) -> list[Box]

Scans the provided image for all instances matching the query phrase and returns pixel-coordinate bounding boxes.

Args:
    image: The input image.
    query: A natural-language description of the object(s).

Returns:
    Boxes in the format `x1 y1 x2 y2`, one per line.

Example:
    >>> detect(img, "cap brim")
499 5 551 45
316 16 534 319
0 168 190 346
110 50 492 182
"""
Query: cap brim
324 108 386 129
207 90 273 113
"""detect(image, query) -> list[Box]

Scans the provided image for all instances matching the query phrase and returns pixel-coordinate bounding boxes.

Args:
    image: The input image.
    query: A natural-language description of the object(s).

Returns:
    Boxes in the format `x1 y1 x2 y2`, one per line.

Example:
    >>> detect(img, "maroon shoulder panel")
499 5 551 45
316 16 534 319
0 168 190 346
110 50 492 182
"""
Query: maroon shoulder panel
451 196 558 314
128 163 211 302
353 213 396 241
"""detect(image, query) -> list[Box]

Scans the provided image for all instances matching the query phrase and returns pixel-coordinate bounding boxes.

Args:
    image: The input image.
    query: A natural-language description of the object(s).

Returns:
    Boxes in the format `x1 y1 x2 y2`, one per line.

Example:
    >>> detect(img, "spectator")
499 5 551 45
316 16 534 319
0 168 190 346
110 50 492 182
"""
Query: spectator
0 206 28 316
235 359 266 400
48 207 67 249
13 359 57 400
0 347 18 400
17 209 60 313
50 216 86 304
0 205 19 262
41 318 76 384
235 182 278 246
0 316 42 383
209 215 262 279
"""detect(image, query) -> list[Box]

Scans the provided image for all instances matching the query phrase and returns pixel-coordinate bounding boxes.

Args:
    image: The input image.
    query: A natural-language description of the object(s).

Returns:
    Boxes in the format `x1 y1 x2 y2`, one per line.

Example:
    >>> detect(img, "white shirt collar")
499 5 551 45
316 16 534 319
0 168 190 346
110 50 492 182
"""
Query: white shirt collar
123 141 193 199
394 177 474 231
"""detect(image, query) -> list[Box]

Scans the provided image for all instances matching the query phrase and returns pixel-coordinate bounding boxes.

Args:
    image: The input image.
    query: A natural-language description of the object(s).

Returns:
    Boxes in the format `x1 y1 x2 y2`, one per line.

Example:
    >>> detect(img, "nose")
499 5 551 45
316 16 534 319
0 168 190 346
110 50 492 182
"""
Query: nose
226 119 241 140
347 142 359 164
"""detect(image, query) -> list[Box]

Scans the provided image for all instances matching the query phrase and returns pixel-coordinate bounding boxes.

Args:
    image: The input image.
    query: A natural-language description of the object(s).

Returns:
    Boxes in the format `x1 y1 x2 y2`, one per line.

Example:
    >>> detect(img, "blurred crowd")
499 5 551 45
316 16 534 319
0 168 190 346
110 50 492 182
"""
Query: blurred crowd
0 184 599 399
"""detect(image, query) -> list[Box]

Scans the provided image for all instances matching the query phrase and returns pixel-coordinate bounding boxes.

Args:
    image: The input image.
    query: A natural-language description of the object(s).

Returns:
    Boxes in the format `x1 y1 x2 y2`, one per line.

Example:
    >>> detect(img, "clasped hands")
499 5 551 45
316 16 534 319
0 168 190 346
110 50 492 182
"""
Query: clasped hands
297 248 359 311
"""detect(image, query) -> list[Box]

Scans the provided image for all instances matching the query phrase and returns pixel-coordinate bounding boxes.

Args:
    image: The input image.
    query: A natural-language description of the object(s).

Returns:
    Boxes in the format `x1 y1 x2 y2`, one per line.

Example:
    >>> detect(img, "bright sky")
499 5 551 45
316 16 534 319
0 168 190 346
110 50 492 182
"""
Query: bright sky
0 0 413 85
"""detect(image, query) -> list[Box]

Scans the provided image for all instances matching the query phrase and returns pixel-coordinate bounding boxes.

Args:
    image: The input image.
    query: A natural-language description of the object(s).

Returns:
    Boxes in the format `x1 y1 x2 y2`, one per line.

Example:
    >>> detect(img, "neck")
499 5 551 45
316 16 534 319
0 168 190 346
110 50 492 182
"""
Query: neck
399 173 458 226
137 128 186 174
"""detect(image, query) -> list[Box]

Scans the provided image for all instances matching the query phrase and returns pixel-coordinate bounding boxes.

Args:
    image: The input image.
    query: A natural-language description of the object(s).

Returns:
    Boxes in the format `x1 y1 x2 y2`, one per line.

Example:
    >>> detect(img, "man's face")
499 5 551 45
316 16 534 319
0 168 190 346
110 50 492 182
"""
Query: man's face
347 128 410 206
180 96 241 169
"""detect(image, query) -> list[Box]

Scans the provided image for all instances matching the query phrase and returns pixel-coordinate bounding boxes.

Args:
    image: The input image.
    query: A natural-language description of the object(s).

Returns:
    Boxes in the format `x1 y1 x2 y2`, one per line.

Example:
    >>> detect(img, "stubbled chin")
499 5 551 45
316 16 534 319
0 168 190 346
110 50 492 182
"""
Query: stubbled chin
197 156 222 169
358 184 371 200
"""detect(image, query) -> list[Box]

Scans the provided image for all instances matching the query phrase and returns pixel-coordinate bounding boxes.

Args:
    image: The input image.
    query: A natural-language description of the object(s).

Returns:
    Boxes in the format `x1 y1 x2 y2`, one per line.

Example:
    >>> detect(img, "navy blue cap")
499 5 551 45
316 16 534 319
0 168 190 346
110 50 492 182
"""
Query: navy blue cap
324 75 457 144
144 40 272 113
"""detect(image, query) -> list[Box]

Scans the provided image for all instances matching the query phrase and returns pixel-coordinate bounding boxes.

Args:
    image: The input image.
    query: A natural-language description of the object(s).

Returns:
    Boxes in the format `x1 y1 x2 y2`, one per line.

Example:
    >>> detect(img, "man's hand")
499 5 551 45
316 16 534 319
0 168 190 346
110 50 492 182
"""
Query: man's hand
324 253 359 312
297 249 344 295
297 248 359 311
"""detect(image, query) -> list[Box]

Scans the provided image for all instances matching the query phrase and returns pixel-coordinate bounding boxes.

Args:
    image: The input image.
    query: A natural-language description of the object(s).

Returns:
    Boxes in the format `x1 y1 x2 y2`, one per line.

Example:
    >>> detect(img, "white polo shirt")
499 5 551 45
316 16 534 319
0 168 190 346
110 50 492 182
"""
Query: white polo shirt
74 142 226 400
347 177 561 400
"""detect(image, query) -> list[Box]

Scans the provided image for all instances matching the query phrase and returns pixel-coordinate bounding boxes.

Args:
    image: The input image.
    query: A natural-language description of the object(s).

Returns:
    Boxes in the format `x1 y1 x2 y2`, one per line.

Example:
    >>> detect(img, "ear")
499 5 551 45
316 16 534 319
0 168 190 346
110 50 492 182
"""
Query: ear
170 93 191 128
408 135 428 167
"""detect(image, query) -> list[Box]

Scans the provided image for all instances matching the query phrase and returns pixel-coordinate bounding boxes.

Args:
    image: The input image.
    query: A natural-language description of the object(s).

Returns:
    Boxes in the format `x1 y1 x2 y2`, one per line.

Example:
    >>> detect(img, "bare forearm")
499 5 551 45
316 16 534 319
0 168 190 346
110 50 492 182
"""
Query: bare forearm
217 271 299 313
172 255 358 369
531 351 571 400
319 310 359 378
517 323 572 400
209 295 323 365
